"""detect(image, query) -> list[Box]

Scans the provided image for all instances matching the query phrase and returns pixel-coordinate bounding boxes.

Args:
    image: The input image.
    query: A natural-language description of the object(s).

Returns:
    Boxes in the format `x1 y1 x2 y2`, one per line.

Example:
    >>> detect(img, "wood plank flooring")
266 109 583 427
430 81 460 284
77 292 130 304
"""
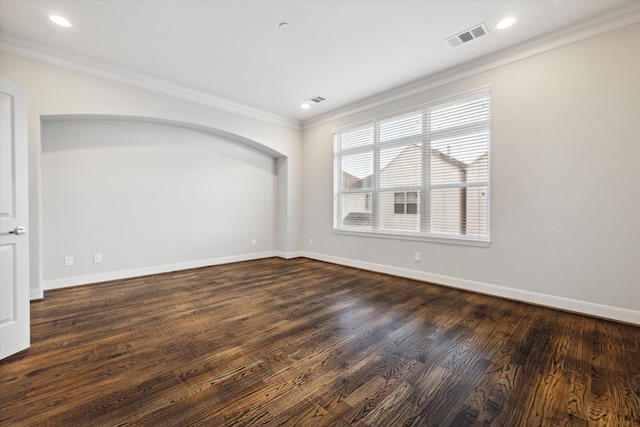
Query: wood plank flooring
1 257 639 426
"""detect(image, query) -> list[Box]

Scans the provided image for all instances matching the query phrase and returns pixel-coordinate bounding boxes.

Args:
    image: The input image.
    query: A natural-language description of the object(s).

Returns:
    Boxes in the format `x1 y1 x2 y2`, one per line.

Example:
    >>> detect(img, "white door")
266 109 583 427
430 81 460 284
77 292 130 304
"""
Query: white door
0 76 30 360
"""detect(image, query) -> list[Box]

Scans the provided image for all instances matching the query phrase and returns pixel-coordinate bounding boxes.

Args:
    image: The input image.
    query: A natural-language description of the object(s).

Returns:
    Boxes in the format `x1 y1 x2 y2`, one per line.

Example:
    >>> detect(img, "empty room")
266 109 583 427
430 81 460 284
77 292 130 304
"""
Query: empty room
1 1 639 425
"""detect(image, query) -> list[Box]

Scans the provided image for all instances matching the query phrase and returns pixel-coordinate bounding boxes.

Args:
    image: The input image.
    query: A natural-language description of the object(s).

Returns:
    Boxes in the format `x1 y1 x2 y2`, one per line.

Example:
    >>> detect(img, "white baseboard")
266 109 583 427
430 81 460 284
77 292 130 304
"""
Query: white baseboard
42 251 278 291
277 250 304 259
30 288 44 300
303 251 640 326
38 249 639 325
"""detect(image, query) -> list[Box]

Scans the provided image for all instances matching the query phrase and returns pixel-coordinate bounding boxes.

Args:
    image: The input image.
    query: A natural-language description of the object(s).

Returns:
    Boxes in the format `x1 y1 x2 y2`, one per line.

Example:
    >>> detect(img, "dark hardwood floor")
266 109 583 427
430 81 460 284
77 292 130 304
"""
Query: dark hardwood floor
1 257 639 426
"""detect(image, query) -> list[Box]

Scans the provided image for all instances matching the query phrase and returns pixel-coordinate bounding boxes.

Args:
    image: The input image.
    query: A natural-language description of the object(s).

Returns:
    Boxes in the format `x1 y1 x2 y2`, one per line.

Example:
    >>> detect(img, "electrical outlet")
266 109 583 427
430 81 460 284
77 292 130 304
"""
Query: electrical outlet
414 252 421 262
93 253 102 263
309 239 313 246
251 239 257 246
64 256 74 267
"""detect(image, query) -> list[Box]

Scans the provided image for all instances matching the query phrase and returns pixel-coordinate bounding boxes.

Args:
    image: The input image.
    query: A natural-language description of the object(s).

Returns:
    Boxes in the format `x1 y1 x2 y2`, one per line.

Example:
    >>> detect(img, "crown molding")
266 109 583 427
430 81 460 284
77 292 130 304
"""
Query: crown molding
2 1 637 133
303 2 640 130
0 35 301 130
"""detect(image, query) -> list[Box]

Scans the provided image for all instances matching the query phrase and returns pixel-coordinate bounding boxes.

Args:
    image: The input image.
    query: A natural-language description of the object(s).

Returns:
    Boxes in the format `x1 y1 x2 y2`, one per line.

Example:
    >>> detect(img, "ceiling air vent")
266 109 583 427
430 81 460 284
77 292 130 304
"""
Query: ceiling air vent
301 95 327 110
445 23 489 48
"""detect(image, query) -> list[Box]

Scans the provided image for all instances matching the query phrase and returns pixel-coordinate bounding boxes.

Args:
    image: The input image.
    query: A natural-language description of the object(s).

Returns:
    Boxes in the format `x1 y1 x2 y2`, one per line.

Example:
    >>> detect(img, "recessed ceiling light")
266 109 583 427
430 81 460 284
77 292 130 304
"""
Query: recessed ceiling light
279 22 290 32
300 103 311 110
496 16 516 30
49 15 71 27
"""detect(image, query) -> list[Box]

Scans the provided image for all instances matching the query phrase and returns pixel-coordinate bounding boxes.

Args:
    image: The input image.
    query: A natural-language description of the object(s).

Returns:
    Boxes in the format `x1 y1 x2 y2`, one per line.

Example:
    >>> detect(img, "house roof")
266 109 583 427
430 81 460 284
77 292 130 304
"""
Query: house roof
343 143 485 189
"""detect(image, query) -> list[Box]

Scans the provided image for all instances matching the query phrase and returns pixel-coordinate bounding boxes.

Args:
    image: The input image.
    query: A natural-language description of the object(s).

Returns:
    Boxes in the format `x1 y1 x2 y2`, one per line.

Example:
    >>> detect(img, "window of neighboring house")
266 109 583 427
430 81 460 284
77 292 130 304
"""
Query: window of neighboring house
333 89 490 245
394 192 418 214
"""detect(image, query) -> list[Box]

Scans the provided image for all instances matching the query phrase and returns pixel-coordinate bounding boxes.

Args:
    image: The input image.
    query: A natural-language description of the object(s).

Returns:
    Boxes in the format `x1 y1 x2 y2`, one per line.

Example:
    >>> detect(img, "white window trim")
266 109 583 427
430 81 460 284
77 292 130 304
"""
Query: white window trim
333 88 491 246
332 228 491 247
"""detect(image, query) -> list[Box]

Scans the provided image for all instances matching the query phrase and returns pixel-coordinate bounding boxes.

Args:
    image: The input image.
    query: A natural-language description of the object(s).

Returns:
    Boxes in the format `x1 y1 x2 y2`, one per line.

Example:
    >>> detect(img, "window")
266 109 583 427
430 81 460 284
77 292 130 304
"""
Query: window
333 90 490 243
394 192 418 214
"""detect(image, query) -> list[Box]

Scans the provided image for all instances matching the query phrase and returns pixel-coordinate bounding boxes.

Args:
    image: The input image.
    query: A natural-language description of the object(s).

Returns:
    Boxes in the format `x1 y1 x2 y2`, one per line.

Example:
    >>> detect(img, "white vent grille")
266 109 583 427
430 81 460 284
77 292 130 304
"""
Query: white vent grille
308 96 326 104
445 24 488 48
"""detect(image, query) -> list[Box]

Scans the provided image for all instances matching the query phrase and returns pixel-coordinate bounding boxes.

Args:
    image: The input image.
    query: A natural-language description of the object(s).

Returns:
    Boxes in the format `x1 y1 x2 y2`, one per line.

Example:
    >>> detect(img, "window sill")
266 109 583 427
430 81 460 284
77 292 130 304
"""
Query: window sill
332 228 491 247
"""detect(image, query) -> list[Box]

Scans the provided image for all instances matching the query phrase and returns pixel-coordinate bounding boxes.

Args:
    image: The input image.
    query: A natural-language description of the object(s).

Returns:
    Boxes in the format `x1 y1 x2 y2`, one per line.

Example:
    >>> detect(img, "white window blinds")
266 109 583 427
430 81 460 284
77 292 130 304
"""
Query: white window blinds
333 90 490 242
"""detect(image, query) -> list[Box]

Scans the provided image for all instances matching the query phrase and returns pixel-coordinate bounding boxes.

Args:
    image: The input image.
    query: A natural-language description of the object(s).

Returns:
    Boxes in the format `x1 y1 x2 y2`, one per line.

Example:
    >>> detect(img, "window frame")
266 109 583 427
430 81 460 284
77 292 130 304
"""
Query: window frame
394 191 418 215
333 89 491 247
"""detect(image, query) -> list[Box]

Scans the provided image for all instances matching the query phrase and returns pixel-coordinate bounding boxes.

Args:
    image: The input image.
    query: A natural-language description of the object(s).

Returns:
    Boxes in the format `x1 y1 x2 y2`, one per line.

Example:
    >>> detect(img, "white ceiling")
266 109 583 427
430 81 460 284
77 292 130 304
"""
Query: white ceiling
0 0 634 124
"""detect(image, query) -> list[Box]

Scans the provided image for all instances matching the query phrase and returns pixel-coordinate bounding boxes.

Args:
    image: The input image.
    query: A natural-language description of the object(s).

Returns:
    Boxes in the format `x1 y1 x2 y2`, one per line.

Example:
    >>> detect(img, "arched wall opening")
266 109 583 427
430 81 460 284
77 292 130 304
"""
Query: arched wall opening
40 115 284 289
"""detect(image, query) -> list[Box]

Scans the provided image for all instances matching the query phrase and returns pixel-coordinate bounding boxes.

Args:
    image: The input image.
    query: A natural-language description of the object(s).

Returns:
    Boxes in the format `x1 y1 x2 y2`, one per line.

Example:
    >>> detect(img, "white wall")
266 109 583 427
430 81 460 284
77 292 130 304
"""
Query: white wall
301 23 640 324
0 50 303 298
42 119 276 287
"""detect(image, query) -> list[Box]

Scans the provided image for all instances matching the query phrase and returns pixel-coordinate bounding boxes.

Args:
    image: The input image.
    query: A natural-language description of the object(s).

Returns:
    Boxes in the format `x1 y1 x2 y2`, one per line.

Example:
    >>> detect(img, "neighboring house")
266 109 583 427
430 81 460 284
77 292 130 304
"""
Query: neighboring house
341 144 487 236
378 144 423 232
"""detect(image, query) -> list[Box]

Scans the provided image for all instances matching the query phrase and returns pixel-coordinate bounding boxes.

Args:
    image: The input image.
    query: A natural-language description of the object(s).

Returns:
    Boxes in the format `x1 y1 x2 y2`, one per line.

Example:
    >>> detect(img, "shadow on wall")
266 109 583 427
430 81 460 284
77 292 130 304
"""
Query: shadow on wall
41 114 285 158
